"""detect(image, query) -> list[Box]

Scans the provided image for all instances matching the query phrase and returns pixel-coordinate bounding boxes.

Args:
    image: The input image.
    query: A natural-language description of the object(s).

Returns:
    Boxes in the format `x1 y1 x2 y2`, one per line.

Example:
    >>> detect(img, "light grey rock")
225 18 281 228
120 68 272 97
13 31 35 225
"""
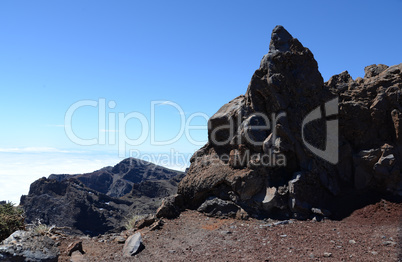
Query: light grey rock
274 220 290 226
122 232 144 257
311 207 331 217
253 186 287 212
0 230 59 262
382 240 397 246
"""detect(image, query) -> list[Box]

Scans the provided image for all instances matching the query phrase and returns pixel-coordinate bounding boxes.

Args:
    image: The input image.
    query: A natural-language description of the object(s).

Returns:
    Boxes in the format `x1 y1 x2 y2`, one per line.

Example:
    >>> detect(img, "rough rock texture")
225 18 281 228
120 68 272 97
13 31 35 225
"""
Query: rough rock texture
156 194 184 219
49 158 184 198
177 25 402 219
0 230 59 262
20 178 131 236
21 158 185 235
122 233 144 257
56 203 402 262
132 214 157 230
197 197 248 219
67 241 85 256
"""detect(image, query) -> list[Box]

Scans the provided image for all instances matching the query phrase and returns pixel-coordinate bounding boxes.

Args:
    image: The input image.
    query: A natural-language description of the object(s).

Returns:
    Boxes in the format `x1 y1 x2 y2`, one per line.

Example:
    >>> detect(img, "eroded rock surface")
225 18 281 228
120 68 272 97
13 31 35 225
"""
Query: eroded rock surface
177 25 402 219
21 158 185 235
0 230 59 262
49 158 184 198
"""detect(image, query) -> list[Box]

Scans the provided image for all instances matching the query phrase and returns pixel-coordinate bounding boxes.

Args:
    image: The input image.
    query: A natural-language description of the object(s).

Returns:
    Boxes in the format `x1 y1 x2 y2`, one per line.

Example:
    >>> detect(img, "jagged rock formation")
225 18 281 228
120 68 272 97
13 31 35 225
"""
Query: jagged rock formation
20 178 132 235
21 158 184 235
49 158 183 198
177 25 402 219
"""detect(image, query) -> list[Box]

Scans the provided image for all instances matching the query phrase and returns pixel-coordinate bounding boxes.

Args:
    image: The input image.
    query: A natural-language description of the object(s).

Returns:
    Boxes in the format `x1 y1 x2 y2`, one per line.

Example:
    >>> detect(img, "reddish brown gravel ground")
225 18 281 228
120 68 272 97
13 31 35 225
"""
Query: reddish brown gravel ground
58 199 402 262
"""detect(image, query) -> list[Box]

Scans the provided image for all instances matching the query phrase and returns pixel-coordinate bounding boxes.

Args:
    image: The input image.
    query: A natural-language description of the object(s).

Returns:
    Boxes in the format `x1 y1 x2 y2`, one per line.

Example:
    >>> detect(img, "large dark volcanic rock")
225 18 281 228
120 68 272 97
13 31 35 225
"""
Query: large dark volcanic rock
177 25 402 219
21 158 184 235
20 178 131 235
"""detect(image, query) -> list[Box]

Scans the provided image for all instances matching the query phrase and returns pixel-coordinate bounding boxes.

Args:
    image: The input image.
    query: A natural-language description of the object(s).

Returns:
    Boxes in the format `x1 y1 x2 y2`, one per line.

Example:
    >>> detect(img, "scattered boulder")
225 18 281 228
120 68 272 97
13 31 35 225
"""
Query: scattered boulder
0 230 59 262
197 197 248 219
114 236 126 244
156 194 184 219
122 233 144 257
133 214 157 230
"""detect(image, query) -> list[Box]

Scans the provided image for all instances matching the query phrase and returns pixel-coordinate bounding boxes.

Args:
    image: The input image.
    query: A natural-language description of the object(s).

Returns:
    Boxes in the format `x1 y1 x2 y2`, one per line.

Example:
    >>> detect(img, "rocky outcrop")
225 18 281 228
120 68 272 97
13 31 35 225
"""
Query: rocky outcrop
177 25 402 219
21 158 185 235
0 230 59 261
197 197 248 219
20 178 131 235
156 194 184 219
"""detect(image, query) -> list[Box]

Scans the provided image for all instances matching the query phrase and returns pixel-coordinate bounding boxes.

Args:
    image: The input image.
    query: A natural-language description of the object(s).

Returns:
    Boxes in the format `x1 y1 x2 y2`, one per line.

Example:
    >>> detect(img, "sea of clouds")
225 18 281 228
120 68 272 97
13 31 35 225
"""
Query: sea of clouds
0 147 188 204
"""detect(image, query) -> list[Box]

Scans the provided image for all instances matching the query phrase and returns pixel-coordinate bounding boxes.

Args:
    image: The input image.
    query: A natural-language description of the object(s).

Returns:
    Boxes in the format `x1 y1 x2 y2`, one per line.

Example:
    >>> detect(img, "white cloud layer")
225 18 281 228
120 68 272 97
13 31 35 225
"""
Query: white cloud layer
0 151 122 204
0 149 189 204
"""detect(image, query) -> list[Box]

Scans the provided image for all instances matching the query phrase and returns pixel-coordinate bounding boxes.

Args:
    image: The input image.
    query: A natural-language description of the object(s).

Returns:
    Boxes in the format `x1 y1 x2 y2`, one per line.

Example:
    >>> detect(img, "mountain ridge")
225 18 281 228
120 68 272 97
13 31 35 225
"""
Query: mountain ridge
20 157 185 235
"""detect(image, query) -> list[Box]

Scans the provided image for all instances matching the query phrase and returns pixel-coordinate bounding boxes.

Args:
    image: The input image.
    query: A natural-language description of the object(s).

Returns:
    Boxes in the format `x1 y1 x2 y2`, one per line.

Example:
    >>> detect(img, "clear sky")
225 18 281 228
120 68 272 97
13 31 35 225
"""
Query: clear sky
1 0 402 203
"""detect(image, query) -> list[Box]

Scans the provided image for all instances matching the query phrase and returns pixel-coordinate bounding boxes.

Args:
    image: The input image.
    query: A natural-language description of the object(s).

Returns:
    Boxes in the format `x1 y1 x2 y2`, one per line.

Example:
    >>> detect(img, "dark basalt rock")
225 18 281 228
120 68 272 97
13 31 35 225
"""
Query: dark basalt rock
177 25 402 220
197 197 248 219
20 178 130 235
21 158 185 235
49 158 184 198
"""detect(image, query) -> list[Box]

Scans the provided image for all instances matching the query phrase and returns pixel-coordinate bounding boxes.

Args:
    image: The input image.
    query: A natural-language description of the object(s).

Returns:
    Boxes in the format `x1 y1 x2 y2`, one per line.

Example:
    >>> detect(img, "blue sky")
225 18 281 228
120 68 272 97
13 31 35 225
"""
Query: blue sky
1 0 402 203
